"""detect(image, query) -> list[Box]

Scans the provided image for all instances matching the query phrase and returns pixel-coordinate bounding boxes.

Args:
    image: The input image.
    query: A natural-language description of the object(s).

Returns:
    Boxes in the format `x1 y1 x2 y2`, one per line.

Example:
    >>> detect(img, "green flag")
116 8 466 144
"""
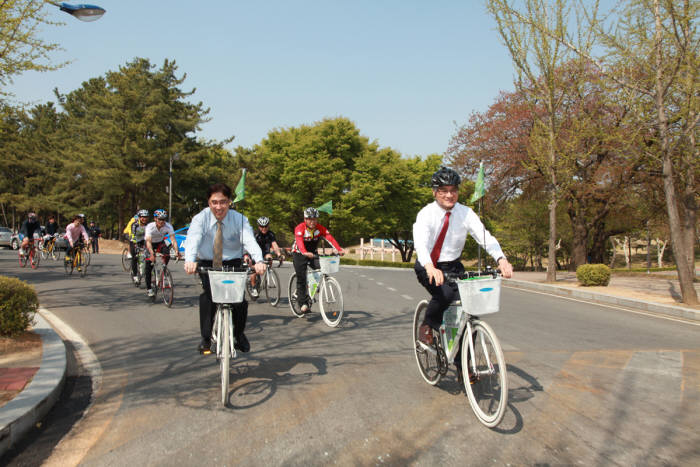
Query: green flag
470 162 485 204
317 200 333 214
233 168 246 203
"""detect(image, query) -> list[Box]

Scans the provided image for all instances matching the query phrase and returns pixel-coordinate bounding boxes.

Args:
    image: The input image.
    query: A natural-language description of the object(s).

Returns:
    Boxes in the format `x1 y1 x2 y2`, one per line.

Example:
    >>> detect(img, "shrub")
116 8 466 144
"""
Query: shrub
576 264 611 286
0 276 39 337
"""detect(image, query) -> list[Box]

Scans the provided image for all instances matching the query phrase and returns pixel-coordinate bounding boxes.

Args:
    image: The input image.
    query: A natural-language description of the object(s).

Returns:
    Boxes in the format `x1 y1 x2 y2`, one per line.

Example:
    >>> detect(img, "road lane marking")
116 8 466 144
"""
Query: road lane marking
386 287 397 292
376 281 384 286
401 295 413 300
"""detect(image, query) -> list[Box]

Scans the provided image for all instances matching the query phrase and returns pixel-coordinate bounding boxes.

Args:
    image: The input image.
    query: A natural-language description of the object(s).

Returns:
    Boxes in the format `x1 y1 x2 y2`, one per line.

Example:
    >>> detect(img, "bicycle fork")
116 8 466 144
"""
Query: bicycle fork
465 321 496 378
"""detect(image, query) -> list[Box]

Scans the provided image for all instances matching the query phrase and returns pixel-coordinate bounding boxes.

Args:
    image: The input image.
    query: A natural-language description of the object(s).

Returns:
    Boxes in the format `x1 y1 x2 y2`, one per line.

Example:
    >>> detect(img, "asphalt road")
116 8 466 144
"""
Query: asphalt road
1 249 699 466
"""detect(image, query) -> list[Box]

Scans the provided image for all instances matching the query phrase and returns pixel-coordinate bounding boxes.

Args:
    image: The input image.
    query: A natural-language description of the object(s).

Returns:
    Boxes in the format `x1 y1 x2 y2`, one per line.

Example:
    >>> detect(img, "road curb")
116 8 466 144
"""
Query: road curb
504 279 700 322
0 313 67 457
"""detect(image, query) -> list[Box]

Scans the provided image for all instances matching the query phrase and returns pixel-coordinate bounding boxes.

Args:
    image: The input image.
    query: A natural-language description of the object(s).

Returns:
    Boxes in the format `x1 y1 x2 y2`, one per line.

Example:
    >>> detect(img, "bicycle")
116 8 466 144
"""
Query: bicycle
64 242 87 277
40 234 59 261
148 252 175 307
287 255 343 327
19 238 40 269
413 270 508 428
246 258 281 306
202 266 248 406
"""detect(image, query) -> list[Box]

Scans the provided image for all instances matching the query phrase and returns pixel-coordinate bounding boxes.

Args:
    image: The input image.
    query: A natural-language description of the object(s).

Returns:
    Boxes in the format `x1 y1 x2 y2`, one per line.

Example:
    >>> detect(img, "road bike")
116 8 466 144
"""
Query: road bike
40 234 59 261
19 238 40 269
413 270 508 428
202 266 247 406
148 252 175 307
64 242 87 277
246 258 281 306
287 255 343 327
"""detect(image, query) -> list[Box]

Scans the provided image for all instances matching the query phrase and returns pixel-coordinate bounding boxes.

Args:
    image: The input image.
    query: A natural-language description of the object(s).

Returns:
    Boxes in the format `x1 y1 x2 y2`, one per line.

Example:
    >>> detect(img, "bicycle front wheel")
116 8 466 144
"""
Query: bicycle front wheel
413 300 442 386
161 267 174 307
462 320 508 428
30 248 40 269
121 248 130 272
319 276 343 327
263 268 281 307
220 306 230 406
287 273 305 317
19 250 28 268
83 247 91 266
64 254 72 275
77 251 87 277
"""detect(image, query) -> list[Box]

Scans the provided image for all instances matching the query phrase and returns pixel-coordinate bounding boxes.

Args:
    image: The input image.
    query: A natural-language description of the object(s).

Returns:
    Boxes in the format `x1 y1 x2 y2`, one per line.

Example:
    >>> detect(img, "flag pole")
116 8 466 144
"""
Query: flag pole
478 197 483 273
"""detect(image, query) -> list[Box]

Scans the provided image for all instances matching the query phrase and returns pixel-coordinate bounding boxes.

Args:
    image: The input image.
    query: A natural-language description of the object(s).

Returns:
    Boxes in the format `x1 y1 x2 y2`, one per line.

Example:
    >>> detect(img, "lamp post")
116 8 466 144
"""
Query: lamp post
169 152 180 226
47 2 106 21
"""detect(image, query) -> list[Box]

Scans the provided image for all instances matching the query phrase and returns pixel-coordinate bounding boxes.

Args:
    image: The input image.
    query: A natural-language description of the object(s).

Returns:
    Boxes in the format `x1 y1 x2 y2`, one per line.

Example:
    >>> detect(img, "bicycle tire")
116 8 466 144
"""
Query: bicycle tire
30 247 40 269
121 248 130 272
83 247 91 267
413 300 442 386
245 271 258 302
263 268 281 307
221 306 230 406
40 245 48 260
161 266 174 307
18 249 28 268
77 250 87 277
64 253 72 275
319 276 343 327
462 320 508 428
287 273 305 317
150 263 159 302
50 242 58 261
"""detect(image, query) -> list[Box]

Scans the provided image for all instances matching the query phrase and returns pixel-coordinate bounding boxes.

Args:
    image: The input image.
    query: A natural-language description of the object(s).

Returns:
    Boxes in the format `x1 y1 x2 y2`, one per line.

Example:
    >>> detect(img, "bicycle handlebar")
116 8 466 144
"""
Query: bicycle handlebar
444 268 500 283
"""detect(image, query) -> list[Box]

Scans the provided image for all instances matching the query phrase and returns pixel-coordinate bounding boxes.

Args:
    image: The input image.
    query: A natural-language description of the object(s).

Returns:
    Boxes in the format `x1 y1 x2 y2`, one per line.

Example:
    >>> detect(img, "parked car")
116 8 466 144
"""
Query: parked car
0 227 13 249
10 231 20 250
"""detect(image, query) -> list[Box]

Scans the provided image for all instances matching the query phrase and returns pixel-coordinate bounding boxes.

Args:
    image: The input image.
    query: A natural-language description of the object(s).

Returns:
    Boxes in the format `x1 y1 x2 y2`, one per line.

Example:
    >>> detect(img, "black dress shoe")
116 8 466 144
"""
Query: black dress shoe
198 338 211 354
234 333 250 353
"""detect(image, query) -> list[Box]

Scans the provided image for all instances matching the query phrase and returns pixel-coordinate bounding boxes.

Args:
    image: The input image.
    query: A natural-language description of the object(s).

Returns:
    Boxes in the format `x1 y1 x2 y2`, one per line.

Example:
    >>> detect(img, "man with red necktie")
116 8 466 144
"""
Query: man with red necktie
412 166 513 351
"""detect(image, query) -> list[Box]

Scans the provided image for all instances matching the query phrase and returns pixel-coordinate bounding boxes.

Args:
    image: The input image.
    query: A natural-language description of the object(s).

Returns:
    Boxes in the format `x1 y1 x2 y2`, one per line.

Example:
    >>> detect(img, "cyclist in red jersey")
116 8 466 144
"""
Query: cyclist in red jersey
292 207 345 313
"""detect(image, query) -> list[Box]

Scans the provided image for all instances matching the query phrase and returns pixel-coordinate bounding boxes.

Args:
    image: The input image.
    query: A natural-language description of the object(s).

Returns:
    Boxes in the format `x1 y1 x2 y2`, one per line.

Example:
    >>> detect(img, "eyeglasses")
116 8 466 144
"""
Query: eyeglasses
209 199 229 206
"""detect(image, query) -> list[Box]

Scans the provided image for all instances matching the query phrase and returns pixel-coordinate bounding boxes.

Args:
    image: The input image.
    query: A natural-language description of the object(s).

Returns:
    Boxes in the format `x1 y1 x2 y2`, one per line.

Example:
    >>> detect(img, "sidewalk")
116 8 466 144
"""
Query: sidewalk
0 269 697 456
0 313 66 457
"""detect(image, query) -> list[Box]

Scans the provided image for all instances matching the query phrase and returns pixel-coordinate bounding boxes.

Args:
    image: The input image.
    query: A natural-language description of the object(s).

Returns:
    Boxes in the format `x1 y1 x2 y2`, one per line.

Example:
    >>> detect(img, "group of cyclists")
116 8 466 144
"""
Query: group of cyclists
17 212 98 270
14 167 513 361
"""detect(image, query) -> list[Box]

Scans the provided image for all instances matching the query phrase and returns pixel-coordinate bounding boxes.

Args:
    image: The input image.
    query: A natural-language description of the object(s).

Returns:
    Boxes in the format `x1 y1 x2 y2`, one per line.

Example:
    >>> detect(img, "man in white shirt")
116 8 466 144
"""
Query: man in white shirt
413 167 513 350
144 209 180 297
184 183 266 354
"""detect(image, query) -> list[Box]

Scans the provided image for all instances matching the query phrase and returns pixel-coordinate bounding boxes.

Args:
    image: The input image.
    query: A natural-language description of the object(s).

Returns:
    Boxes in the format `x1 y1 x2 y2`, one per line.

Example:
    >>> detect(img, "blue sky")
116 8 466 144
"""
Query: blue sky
6 1 517 157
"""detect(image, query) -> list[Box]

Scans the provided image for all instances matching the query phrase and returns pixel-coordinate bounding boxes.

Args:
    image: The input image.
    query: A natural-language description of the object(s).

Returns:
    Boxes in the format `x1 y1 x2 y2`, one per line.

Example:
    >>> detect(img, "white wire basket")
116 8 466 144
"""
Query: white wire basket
457 276 501 315
319 255 340 274
207 271 247 304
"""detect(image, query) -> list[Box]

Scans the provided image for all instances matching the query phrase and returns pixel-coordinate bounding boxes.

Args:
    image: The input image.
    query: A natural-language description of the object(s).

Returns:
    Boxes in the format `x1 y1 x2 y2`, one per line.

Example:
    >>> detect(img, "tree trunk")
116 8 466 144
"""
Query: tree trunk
609 236 617 268
570 214 588 268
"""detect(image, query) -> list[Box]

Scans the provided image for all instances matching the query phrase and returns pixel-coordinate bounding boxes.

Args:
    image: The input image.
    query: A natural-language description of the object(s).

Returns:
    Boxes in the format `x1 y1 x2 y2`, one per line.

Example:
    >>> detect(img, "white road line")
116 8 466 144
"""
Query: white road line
376 281 384 286
386 287 397 292
401 294 413 300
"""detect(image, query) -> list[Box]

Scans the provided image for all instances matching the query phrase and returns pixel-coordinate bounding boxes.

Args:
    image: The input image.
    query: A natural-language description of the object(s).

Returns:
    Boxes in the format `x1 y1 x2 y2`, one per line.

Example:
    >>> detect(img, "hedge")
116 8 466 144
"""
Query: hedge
0 275 39 337
576 264 611 286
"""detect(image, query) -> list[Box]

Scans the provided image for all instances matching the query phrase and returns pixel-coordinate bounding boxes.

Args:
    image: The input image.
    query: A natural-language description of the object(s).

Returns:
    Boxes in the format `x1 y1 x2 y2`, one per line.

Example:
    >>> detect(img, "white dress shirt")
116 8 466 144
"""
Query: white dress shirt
144 221 175 243
184 207 263 263
413 201 505 267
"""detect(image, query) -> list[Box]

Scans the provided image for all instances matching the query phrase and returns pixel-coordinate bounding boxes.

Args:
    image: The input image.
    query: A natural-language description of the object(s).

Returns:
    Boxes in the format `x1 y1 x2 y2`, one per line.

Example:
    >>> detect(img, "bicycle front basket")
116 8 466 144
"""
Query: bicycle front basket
319 255 340 274
207 271 247 304
457 276 501 315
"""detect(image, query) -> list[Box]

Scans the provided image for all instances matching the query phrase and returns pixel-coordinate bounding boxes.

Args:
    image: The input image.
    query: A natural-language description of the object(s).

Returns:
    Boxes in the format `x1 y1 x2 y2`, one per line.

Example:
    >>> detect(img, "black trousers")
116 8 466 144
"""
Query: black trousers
292 252 320 305
130 240 144 276
197 259 247 341
91 237 99 253
414 260 465 330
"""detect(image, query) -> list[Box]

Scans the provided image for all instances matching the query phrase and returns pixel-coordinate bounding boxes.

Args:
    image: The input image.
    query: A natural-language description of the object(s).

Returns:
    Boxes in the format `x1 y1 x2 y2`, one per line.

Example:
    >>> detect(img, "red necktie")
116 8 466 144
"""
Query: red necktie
430 211 451 265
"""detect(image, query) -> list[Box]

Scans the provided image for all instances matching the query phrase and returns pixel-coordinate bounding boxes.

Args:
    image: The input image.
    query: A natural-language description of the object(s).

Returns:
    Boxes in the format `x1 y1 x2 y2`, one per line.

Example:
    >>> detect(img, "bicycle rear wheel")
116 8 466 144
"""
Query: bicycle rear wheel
30 247 40 269
263 268 281 307
220 306 230 406
462 320 508 428
287 273 305 317
413 300 442 385
150 263 159 302
64 253 72 275
319 276 343 327
161 266 174 307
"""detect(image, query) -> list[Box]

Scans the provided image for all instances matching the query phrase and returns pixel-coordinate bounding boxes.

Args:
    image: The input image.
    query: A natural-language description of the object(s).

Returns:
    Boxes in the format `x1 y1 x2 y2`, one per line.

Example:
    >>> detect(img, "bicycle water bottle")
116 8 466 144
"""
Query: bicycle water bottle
442 306 460 353
307 270 321 298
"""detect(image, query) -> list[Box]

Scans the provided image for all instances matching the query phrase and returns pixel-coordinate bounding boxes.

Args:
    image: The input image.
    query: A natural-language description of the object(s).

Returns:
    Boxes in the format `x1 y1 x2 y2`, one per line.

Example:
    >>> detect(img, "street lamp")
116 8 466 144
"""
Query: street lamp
169 152 180 226
47 2 106 22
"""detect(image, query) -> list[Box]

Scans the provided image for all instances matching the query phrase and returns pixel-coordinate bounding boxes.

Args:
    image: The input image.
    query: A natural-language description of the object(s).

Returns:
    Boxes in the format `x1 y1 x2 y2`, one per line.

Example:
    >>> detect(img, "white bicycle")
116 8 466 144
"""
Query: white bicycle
413 270 508 428
288 254 344 327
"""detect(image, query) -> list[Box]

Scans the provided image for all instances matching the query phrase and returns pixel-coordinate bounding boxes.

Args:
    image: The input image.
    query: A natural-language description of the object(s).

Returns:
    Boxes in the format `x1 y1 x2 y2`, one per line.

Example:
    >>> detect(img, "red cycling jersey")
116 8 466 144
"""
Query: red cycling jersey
292 222 342 254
